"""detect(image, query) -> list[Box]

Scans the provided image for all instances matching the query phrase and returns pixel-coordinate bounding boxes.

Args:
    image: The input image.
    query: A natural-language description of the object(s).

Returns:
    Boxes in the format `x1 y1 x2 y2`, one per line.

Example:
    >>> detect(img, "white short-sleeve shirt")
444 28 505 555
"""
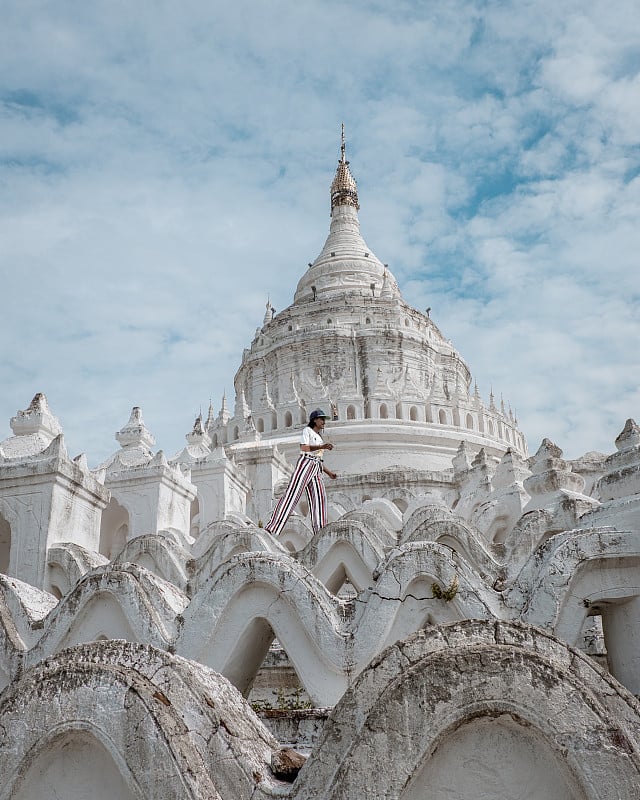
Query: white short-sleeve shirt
300 426 324 459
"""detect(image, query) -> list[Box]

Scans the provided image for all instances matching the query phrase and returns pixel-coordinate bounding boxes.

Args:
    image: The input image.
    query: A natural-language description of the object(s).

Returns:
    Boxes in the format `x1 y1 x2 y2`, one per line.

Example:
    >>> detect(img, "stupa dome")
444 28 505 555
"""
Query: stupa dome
294 127 400 304
229 129 527 477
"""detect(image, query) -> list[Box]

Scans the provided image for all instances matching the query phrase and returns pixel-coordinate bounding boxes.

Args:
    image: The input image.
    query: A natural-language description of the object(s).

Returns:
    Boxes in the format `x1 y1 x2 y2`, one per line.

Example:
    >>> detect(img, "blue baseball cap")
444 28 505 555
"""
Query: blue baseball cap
309 408 329 423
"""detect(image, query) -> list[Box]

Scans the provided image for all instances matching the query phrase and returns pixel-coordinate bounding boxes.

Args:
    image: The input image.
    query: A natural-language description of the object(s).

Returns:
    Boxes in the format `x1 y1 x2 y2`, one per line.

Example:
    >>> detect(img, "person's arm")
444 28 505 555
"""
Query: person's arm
323 464 337 480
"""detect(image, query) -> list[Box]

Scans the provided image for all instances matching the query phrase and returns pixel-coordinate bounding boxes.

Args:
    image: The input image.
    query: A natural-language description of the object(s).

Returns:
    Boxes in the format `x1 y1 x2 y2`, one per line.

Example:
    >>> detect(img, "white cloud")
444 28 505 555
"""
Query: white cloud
1 0 639 464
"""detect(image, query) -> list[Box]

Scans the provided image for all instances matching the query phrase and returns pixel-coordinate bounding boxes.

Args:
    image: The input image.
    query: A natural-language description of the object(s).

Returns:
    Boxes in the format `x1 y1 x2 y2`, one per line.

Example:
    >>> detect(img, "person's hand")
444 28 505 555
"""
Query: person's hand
327 470 337 480
324 442 334 450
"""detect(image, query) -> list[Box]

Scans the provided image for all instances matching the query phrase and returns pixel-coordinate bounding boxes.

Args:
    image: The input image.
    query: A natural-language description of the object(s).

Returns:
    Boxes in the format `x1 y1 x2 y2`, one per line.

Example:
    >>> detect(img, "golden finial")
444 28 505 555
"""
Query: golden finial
330 123 359 212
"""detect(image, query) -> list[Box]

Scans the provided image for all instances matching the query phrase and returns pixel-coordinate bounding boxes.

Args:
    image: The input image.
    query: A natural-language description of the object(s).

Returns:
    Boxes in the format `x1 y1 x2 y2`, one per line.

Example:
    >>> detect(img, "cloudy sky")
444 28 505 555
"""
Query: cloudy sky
1 0 639 465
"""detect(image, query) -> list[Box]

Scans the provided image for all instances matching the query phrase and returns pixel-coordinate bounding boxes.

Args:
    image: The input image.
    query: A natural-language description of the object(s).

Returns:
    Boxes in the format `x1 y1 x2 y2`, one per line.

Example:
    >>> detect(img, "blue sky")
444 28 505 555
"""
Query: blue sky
1 0 639 464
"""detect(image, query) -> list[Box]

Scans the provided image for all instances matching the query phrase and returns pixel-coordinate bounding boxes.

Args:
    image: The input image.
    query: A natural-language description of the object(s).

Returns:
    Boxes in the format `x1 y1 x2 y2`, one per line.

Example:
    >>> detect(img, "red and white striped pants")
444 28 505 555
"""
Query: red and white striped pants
265 453 327 536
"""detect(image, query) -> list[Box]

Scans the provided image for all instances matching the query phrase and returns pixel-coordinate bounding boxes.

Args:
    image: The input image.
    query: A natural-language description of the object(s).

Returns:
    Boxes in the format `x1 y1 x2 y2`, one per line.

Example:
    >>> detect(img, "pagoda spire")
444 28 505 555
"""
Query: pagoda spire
293 128 392 305
330 123 360 212
263 297 274 326
218 392 230 424
205 399 215 430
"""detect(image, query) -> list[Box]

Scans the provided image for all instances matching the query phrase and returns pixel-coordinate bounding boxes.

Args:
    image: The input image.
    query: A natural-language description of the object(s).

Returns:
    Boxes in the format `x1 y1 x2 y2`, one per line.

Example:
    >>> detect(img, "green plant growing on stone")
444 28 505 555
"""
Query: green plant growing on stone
432 574 459 601
251 687 313 712
276 687 313 710
250 698 271 712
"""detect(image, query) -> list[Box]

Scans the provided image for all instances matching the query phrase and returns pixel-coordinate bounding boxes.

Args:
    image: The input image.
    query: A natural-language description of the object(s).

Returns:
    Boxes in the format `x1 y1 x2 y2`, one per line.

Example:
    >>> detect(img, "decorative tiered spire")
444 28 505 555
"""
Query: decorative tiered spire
615 418 640 451
205 400 215 431
293 127 398 304
218 392 230 425
263 298 274 326
330 123 359 212
115 407 155 451
191 413 205 437
1 392 65 461
380 268 395 299
234 389 251 421
10 392 62 441
185 412 212 451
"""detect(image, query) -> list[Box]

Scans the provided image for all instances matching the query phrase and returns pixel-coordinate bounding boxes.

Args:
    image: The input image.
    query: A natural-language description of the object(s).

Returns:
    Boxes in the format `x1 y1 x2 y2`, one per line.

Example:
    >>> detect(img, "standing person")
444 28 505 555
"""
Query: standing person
264 408 337 536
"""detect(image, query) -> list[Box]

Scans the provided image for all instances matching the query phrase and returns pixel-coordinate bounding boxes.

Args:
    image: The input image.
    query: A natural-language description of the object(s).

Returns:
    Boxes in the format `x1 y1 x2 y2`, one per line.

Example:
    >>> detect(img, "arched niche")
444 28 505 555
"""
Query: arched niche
99 499 129 560
224 616 276 697
314 541 373 595
491 515 510 545
248 639 313 709
224 615 315 708
9 728 137 800
0 511 11 574
601 595 640 695
134 551 160 575
190 496 200 540
222 610 322 707
0 641 270 800
347 405 356 420
297 621 640 799
280 538 298 554
402 715 581 800
323 562 354 596
57 591 138 651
